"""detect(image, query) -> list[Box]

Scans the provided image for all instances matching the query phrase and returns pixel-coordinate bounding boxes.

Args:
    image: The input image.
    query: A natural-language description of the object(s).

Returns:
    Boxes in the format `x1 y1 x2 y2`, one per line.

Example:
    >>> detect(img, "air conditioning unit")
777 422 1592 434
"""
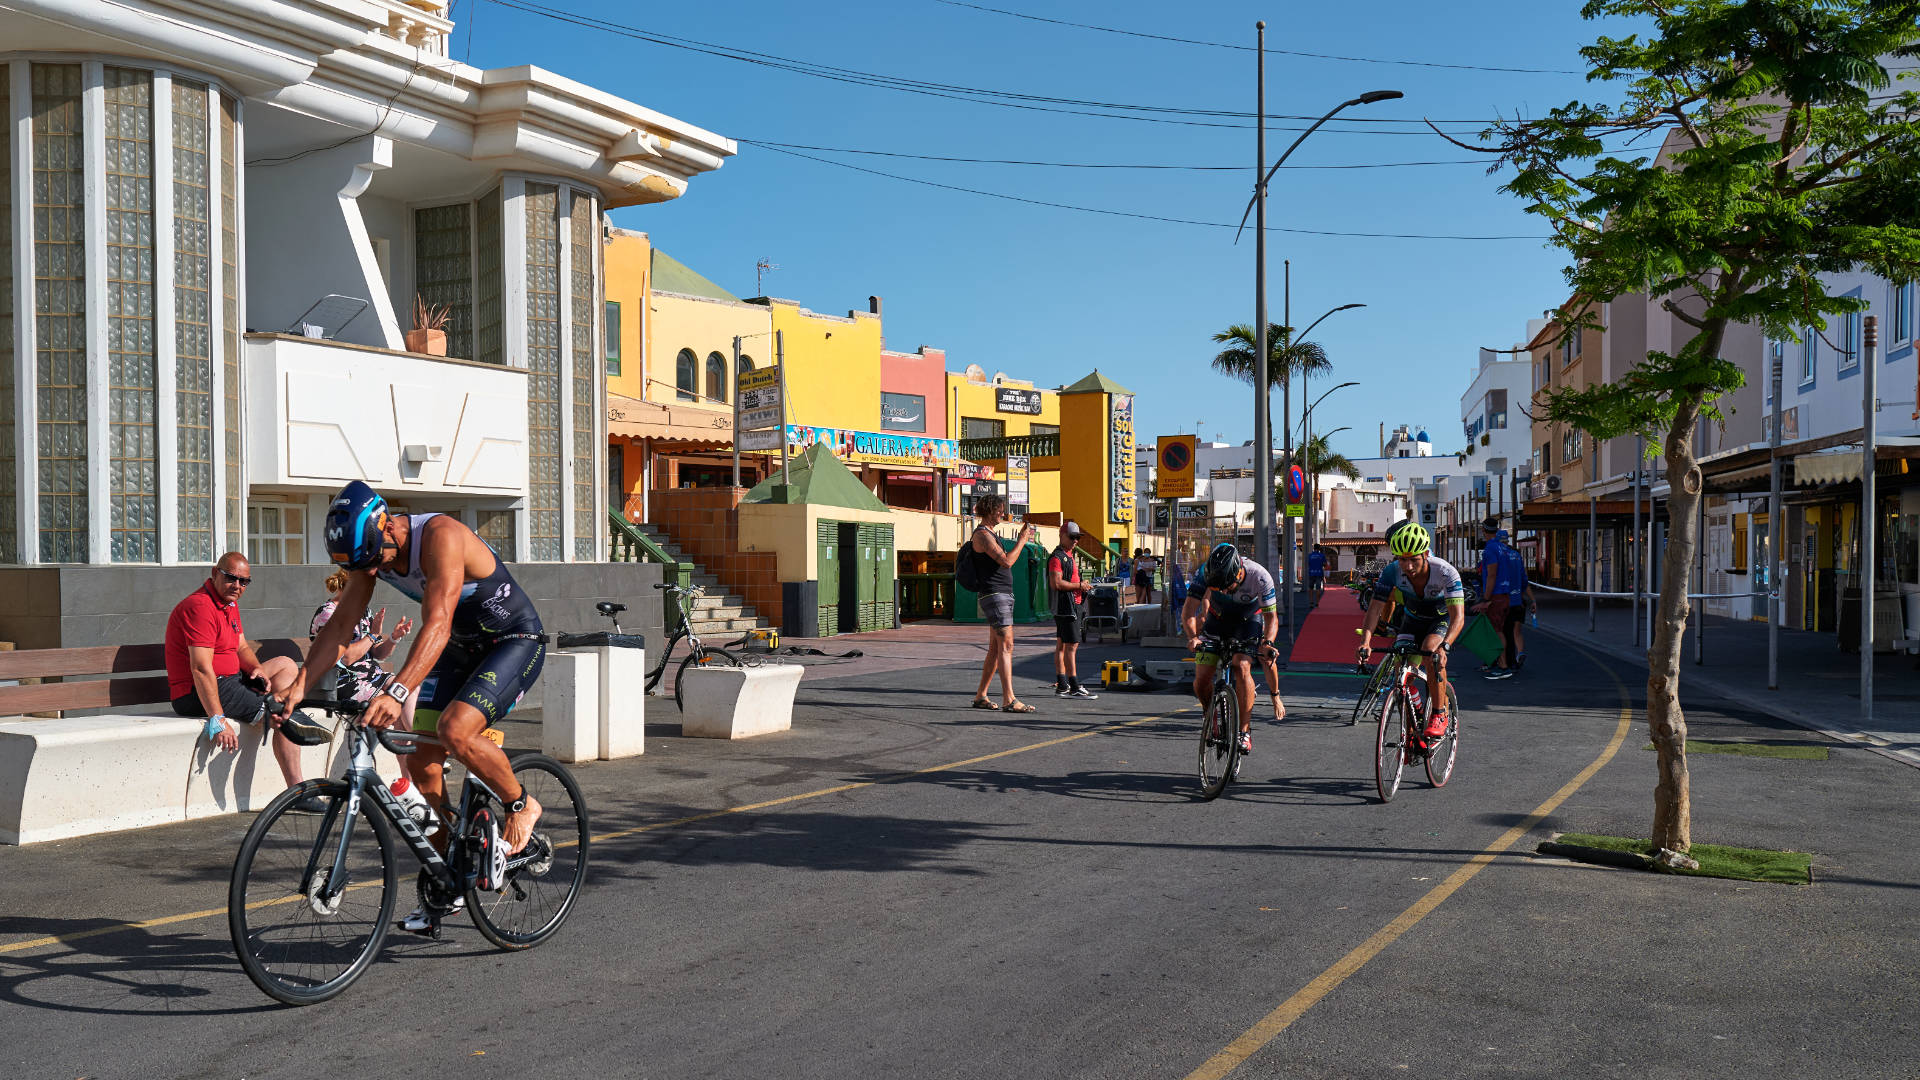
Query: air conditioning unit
1545 475 1562 492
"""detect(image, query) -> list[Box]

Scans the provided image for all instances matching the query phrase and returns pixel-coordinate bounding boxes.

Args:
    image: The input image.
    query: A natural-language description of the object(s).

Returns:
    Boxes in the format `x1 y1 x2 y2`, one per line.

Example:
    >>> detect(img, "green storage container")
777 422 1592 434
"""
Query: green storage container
953 535 1049 624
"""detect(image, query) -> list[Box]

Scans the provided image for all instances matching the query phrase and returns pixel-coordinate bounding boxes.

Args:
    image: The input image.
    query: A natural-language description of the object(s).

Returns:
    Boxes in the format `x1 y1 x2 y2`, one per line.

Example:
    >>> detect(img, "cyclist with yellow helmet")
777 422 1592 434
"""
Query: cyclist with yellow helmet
1356 522 1465 742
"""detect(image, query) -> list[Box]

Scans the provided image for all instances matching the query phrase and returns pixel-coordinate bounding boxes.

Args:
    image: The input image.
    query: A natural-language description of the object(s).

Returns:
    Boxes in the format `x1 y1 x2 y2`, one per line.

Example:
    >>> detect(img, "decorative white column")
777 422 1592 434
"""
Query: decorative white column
153 70 178 564
8 62 34 562
82 61 108 565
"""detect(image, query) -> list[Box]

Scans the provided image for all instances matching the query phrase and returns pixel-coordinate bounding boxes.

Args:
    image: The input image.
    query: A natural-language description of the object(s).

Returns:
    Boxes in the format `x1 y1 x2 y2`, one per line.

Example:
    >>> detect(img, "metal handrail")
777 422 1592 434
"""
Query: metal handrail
959 433 1060 461
607 510 694 630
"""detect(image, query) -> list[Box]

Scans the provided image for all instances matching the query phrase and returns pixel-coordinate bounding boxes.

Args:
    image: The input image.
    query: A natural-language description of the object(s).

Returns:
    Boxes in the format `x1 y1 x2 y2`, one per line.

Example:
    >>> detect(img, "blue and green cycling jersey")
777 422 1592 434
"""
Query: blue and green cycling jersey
1372 555 1466 620
1190 558 1278 621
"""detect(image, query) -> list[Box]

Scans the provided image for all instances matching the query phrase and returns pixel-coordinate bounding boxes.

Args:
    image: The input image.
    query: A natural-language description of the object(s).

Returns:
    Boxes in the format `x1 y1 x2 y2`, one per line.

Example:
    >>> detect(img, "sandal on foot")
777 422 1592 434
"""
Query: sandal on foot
971 697 1000 710
1003 700 1036 714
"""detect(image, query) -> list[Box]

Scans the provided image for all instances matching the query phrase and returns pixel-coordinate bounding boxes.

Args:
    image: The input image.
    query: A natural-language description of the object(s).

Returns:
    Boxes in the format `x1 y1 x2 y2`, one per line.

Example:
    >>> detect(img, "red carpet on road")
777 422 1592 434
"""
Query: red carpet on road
1287 596 1385 667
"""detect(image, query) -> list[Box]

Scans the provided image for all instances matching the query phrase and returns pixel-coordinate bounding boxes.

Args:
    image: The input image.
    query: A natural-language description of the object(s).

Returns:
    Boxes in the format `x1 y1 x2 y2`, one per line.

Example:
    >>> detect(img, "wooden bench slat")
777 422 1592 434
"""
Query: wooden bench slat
0 675 175 714
0 644 170 679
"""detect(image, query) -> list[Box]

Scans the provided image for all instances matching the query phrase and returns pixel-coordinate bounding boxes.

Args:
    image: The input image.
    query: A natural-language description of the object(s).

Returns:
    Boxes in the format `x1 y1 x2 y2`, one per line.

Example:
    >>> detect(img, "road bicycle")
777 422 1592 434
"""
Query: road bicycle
609 584 744 712
1195 635 1269 800
227 682 589 1005
1370 640 1460 803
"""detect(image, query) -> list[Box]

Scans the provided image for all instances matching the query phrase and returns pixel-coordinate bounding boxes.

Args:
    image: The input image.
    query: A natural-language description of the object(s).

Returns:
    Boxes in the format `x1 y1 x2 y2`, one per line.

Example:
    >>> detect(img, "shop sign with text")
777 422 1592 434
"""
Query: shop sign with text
995 387 1043 415
1110 394 1136 523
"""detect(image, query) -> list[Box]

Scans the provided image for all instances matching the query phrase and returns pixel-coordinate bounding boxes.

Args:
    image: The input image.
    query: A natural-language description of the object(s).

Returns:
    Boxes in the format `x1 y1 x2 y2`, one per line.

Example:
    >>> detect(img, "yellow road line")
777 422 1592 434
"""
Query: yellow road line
1183 652 1635 1080
0 706 1193 957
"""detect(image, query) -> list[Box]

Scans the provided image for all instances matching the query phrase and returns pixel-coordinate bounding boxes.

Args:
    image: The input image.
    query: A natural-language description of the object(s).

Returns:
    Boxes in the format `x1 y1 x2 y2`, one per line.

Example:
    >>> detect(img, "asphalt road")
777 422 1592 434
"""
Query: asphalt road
2 629 1916 1079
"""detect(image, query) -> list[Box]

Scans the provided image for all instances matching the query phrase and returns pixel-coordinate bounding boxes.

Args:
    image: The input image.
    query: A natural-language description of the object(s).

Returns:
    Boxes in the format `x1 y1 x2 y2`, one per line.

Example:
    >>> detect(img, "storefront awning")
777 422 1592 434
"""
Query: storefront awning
1793 436 1920 486
607 393 733 449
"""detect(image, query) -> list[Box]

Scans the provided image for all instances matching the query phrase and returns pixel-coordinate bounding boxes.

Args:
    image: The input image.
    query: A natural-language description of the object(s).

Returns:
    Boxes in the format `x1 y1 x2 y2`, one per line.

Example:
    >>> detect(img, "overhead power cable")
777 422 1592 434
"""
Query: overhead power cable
925 0 1586 75
478 0 1506 134
753 143 1548 241
739 138 1491 171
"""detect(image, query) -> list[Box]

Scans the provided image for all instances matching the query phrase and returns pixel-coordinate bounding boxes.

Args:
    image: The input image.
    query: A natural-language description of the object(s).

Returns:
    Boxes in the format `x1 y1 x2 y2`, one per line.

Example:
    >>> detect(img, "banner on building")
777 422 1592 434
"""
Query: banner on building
880 391 927 431
739 427 782 452
778 426 961 469
1152 502 1210 528
1110 394 1136 523
996 387 1043 415
1156 435 1196 499
1006 454 1030 511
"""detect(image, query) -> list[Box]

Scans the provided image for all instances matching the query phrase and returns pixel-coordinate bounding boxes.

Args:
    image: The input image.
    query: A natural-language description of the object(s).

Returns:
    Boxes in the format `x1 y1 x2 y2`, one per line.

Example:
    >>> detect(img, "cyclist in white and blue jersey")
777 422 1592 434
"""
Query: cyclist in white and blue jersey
1180 544 1282 755
1356 522 1465 742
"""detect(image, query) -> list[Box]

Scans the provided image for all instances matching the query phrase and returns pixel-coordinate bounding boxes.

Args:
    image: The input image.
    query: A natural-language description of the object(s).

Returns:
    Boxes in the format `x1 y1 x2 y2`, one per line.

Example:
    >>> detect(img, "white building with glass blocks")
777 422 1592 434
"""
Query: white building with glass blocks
0 0 732 574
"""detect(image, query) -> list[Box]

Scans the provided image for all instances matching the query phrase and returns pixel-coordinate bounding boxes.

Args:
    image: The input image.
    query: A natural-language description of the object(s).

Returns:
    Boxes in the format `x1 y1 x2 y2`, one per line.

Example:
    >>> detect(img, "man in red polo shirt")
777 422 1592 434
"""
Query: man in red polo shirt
166 552 314 808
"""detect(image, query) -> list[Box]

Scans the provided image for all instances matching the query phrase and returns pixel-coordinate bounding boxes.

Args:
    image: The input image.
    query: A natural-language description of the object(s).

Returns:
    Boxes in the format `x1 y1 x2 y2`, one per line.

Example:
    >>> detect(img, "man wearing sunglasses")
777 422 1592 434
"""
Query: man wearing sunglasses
166 552 317 808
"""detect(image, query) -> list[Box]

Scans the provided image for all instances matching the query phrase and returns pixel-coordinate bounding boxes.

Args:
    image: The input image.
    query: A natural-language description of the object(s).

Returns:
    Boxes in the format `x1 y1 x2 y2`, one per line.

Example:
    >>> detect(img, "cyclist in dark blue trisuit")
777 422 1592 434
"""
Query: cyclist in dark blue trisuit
282 481 546 866
1180 543 1282 756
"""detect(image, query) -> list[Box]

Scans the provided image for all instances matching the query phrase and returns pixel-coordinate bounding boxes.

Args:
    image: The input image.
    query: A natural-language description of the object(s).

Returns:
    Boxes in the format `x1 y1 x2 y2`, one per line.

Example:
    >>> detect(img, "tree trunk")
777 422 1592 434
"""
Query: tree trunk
1648 392 1704 854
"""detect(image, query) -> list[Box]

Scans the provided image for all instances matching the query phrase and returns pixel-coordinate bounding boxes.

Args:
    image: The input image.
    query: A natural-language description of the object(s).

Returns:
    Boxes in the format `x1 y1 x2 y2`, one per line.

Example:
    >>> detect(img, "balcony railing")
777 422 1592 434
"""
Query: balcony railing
959 433 1060 461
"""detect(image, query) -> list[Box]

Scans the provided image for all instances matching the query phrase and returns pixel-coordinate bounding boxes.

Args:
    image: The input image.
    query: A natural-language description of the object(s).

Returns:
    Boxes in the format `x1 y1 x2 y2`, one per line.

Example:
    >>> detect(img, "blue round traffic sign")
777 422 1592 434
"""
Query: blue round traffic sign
1285 464 1307 502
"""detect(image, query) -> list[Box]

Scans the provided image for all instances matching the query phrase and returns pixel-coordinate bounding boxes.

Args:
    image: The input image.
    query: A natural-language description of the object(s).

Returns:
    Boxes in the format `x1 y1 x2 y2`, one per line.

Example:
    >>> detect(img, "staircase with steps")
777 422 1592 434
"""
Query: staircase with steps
629 524 775 637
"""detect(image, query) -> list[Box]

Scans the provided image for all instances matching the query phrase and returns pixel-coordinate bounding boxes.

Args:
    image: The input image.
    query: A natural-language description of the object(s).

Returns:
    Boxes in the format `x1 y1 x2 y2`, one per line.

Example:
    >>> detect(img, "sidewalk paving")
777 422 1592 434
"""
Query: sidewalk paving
1531 596 1920 768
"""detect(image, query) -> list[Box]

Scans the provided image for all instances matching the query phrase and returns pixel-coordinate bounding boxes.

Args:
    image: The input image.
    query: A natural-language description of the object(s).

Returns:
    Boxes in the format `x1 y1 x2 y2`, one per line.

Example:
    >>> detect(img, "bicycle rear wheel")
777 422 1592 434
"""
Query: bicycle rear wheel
229 779 397 1005
1374 691 1409 803
1426 684 1460 787
673 646 743 712
1197 685 1239 800
466 754 591 949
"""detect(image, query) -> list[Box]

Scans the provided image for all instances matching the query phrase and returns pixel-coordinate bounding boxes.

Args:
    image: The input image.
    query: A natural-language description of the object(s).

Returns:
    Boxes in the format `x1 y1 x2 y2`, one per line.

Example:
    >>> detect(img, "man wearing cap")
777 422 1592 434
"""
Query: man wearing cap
1047 522 1098 699
1472 519 1516 680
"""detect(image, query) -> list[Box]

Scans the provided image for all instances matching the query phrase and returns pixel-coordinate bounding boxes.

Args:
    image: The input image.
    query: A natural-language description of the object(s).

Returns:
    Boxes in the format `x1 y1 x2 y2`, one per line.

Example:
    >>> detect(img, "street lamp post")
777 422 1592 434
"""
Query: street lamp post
1243 86 1399 639
1299 380 1358 566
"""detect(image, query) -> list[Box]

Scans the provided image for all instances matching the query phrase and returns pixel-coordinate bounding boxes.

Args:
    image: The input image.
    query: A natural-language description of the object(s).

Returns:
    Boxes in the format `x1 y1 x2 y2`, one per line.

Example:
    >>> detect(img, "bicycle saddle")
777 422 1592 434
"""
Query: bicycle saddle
596 601 628 615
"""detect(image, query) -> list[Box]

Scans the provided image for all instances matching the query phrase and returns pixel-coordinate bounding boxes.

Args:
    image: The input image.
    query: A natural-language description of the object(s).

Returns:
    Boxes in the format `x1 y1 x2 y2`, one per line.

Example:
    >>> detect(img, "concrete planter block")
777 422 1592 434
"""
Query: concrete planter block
542 650 601 763
681 664 803 740
594 646 646 760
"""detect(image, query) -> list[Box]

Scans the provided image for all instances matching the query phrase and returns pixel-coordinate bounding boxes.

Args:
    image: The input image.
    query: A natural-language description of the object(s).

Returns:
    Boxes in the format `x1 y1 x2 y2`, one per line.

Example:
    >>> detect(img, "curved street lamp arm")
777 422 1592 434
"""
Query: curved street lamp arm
1234 91 1400 243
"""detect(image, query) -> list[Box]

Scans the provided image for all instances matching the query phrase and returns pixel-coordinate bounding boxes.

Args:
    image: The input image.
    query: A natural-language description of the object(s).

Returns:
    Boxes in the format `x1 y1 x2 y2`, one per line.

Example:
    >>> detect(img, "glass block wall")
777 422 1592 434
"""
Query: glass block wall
523 182 562 561
104 67 157 562
414 202 472 360
32 63 87 563
474 187 502 367
568 191 596 560
172 79 213 562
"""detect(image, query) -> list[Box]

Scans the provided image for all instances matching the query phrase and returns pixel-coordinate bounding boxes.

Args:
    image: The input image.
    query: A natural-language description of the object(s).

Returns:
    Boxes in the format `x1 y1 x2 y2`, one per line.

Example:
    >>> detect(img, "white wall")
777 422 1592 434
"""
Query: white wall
244 137 401 349
1780 271 1919 444
245 335 529 495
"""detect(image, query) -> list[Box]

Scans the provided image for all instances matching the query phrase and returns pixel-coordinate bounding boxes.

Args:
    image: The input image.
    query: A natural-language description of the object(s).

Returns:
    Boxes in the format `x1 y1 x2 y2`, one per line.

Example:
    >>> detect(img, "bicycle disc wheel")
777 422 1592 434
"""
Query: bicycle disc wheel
673 646 743 712
1374 692 1409 803
1197 686 1239 800
229 780 397 1005
1426 684 1460 787
466 754 591 949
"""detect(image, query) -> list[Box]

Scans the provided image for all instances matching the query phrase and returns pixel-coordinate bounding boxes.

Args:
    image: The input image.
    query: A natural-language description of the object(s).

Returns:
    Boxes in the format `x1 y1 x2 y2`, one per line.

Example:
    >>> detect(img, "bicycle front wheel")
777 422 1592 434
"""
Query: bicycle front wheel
1426 684 1460 787
467 754 591 950
1197 686 1240 800
673 646 743 712
229 780 397 1005
1351 660 1388 727
1374 691 1409 803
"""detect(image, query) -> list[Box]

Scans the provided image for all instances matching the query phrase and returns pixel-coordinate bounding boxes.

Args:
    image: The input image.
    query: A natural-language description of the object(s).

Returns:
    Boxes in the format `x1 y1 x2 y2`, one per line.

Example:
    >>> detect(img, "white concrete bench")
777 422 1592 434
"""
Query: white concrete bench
681 663 804 740
0 714 338 844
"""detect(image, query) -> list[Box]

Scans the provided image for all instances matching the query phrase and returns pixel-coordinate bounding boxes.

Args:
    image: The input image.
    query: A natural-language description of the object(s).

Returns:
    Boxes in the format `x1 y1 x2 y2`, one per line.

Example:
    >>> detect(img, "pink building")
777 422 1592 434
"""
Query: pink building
878 346 949 510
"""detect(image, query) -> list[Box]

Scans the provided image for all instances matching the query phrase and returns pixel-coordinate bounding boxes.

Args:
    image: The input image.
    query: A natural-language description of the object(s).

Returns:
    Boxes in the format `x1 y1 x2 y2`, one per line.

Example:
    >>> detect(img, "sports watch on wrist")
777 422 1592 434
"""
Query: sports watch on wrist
384 681 411 704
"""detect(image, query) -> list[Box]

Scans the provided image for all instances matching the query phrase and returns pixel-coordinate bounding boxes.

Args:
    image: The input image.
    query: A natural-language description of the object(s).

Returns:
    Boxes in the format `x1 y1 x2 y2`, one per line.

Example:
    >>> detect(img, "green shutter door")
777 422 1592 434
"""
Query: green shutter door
816 520 840 637
839 521 863 634
874 523 896 629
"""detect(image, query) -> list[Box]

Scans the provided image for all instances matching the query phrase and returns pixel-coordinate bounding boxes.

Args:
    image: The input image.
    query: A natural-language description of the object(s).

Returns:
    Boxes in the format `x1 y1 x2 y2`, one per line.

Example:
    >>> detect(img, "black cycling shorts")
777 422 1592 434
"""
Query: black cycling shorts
413 635 546 732
1394 612 1453 645
1196 611 1265 667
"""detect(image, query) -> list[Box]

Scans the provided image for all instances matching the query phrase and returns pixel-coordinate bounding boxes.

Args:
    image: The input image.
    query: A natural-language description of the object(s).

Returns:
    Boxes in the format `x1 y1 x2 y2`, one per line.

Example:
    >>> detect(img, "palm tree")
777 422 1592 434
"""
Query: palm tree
1210 323 1332 392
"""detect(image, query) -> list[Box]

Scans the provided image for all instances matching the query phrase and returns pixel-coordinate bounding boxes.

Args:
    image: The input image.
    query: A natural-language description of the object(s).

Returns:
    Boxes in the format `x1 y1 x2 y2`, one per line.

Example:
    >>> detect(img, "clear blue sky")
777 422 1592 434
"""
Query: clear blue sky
459 0 1630 461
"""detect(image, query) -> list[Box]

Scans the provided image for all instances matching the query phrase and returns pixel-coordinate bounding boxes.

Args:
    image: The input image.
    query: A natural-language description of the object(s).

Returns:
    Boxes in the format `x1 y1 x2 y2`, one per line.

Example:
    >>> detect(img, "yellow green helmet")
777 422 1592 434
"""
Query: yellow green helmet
1388 522 1431 557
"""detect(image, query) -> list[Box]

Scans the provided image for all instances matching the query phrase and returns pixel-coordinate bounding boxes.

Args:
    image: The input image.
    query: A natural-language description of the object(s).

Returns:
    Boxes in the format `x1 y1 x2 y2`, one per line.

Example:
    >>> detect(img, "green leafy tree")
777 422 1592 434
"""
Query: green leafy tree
1210 323 1331 391
1453 0 1920 859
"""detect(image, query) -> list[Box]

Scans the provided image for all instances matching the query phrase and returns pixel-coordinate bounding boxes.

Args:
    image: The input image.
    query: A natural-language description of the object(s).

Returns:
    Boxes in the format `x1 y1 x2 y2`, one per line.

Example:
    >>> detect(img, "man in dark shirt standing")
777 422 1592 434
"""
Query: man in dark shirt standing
165 552 317 808
1047 522 1097 699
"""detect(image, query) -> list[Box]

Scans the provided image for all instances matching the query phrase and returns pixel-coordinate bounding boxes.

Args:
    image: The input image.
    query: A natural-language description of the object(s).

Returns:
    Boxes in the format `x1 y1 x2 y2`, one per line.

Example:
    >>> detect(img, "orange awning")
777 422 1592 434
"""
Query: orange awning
608 393 733 449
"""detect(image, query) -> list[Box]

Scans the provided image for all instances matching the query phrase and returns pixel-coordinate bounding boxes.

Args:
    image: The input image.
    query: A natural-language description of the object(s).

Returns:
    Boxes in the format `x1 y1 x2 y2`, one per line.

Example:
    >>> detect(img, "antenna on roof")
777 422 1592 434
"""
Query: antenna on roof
756 258 779 296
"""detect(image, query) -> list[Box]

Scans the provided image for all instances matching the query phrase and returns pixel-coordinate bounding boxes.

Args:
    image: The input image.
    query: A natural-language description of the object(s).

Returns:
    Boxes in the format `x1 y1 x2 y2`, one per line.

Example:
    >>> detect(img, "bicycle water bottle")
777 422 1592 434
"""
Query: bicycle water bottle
391 775 439 838
1407 679 1425 714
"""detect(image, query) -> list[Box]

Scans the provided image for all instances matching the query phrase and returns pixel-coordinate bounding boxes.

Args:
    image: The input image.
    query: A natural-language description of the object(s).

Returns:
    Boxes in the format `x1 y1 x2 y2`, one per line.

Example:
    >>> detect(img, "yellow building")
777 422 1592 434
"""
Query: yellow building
948 366 1062 519
603 228 772 516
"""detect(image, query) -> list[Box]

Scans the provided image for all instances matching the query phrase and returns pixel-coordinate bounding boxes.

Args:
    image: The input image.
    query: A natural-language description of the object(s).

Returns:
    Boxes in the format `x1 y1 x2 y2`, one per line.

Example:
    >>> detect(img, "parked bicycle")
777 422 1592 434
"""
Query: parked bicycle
1370 639 1460 803
618 583 745 711
227 678 589 1005
1195 635 1268 800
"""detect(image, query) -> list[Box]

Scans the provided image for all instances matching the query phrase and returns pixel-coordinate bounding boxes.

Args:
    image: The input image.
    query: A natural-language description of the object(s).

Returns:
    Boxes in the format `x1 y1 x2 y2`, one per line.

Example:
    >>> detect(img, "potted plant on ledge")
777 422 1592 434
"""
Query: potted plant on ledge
406 295 451 356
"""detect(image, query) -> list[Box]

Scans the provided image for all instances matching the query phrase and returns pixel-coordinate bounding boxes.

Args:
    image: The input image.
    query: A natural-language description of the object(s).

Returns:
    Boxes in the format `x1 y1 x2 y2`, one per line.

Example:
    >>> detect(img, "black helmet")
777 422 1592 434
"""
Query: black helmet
1203 543 1243 590
324 480 390 570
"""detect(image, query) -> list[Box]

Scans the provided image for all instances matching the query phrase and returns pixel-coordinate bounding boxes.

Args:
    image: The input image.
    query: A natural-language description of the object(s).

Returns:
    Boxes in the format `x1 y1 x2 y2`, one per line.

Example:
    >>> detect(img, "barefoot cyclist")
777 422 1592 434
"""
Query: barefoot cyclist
279 481 547 928
1355 522 1465 743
